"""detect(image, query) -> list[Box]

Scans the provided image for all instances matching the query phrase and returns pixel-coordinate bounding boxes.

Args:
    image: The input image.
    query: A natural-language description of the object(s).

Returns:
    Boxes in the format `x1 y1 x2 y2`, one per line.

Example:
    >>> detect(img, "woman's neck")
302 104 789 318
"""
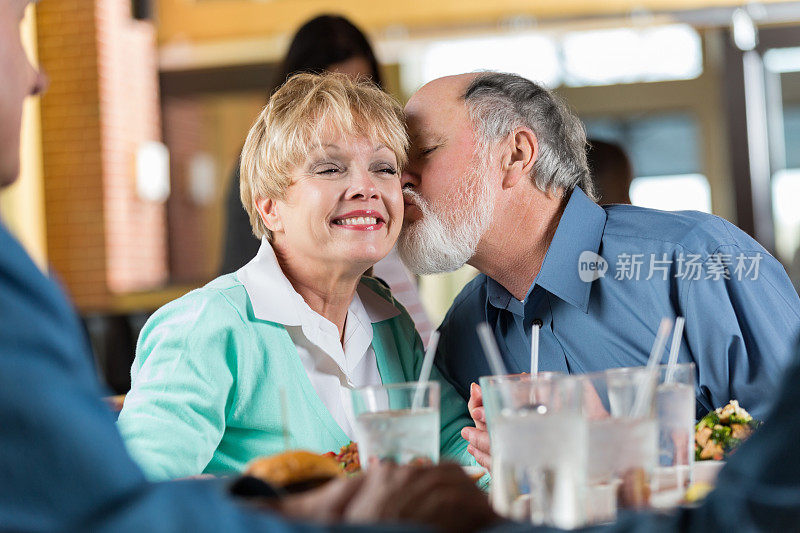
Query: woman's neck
272 243 364 344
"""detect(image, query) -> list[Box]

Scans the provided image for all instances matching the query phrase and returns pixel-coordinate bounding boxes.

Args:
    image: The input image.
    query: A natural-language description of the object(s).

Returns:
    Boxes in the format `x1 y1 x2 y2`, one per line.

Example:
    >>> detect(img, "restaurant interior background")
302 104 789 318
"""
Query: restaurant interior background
2 0 799 393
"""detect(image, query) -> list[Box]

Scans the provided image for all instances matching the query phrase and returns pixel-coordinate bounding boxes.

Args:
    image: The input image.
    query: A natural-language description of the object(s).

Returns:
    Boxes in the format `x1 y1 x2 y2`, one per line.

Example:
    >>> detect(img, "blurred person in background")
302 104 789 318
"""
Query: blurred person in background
117 73 475 481
586 138 633 205
0 2 498 531
221 13 433 344
397 71 800 470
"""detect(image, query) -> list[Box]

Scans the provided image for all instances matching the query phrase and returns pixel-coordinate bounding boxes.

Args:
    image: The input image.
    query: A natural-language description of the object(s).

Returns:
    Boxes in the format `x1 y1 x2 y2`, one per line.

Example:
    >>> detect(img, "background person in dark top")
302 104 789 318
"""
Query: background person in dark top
221 15 384 273
586 139 633 205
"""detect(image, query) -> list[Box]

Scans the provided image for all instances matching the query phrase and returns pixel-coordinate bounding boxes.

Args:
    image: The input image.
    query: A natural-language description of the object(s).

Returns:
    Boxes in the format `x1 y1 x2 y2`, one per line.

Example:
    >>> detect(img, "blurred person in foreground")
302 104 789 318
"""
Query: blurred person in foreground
0 2 496 531
586 139 633 205
117 73 475 481
396 72 800 470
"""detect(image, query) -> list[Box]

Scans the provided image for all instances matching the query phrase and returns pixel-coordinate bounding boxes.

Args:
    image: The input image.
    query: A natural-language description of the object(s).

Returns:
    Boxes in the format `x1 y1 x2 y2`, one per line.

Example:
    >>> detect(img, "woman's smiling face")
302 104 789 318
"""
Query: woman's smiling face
260 134 404 272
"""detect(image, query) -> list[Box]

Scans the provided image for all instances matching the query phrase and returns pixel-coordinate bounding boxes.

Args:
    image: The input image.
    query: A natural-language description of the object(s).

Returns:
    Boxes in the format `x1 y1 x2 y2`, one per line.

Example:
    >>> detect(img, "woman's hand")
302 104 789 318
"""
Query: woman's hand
461 382 492 471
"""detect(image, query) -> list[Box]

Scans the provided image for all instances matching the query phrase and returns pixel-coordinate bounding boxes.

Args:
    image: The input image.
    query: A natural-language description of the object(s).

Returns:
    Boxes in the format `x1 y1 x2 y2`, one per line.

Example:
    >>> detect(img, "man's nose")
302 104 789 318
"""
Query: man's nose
400 168 419 190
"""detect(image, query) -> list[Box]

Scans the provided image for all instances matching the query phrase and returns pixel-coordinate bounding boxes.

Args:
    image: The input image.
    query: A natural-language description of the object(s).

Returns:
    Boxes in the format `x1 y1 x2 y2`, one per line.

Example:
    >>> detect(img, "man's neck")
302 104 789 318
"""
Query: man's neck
469 186 568 301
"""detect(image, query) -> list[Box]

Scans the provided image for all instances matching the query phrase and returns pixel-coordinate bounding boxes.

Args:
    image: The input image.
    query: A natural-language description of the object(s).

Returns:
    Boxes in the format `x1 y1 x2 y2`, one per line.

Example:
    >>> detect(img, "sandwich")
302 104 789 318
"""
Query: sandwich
244 450 343 493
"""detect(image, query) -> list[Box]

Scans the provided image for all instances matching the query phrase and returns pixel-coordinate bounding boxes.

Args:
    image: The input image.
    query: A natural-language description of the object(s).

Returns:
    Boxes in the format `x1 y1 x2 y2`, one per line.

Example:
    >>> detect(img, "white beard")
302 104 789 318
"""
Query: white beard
397 161 495 275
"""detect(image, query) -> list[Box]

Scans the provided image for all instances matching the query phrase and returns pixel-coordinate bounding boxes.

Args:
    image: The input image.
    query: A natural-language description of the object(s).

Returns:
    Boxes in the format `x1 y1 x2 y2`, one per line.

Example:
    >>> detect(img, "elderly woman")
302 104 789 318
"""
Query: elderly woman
116 73 474 481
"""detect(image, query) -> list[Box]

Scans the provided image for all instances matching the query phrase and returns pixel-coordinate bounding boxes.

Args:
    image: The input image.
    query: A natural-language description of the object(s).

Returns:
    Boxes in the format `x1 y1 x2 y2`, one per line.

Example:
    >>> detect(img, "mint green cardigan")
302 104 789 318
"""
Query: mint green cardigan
117 274 475 481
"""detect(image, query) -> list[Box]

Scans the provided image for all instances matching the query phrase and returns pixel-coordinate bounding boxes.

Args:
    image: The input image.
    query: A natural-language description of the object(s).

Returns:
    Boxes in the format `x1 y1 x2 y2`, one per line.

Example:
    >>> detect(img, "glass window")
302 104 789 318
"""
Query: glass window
396 24 703 95
783 105 800 169
419 34 561 88
585 112 700 177
562 24 702 87
772 169 800 264
763 46 800 285
584 112 711 212
630 174 712 213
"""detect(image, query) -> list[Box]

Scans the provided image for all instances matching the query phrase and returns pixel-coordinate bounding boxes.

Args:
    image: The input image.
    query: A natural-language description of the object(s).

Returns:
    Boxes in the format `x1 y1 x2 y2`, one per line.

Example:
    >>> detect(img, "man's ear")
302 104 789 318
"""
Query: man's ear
501 127 538 190
254 196 284 235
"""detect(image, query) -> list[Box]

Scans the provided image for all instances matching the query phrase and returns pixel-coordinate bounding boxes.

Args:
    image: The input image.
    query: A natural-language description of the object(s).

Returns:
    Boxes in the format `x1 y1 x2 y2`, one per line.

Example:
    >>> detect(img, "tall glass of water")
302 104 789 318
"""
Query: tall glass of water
580 369 659 524
652 363 696 508
481 374 587 529
350 381 440 469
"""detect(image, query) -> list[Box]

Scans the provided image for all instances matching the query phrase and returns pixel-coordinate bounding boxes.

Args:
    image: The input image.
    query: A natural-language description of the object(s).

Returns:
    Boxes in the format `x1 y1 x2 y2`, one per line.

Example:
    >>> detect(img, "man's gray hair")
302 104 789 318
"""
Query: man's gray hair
462 72 596 200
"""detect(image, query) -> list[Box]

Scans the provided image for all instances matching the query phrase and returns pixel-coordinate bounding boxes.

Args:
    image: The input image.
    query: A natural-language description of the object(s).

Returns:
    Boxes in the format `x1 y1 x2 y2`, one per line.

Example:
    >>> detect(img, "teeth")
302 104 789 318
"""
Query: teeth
334 216 379 226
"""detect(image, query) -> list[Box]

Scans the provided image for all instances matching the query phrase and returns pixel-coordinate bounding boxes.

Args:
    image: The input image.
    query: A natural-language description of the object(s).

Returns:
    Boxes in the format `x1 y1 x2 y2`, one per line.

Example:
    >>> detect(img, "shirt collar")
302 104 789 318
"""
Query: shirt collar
236 237 400 326
535 186 607 313
486 187 606 315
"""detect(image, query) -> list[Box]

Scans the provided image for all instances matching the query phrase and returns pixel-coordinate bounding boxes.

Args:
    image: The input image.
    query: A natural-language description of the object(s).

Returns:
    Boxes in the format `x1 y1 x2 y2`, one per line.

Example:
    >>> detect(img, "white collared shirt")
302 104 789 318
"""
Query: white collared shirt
237 238 399 439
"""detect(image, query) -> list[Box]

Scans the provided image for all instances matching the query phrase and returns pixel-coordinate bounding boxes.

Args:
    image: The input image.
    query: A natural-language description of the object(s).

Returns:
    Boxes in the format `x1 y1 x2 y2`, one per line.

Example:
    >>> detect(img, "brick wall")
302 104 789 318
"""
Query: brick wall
36 0 167 310
96 0 167 293
162 96 210 283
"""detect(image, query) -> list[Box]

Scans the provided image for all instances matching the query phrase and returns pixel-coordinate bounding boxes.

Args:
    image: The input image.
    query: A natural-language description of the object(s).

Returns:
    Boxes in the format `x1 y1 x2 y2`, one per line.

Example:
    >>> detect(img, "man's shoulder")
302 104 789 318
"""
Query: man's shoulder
0 224 75 323
0 224 46 287
603 205 761 255
0 224 99 388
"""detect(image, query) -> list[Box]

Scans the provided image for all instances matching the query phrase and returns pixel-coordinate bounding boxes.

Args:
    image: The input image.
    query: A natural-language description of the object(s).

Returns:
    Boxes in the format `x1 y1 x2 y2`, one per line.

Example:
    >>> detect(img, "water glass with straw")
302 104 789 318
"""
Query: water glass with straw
652 317 696 507
580 318 671 523
481 373 587 528
351 332 441 469
477 323 588 528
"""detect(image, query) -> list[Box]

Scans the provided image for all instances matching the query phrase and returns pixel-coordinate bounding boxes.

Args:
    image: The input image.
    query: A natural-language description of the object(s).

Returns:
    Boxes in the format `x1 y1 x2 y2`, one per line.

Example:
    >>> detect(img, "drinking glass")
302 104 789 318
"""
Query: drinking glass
350 381 440 469
580 369 659 524
481 373 587 529
652 363 696 508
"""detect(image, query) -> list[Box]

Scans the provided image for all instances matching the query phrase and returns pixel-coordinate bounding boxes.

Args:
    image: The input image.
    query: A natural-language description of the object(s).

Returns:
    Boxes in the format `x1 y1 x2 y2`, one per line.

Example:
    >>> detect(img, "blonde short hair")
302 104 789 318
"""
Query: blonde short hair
239 72 409 240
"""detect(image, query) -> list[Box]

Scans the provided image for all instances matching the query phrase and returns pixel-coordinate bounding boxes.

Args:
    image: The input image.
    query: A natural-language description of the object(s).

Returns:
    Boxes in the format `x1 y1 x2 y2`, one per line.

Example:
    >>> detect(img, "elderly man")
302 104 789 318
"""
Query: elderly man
0 2 501 531
397 72 800 469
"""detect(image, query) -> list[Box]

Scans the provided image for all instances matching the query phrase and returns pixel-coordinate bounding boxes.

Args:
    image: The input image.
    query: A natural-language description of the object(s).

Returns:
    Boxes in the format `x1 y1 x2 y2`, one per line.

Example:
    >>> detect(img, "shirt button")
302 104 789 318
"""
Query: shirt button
532 318 544 327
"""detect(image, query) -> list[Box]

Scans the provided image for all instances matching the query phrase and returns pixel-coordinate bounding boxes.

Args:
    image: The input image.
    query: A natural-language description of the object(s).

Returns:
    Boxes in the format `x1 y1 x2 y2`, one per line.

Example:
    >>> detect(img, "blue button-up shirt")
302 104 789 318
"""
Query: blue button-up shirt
435 187 800 419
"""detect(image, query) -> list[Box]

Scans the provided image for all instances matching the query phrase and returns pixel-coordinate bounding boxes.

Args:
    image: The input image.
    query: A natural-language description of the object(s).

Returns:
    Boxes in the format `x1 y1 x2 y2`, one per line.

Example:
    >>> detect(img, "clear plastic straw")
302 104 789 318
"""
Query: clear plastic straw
530 323 541 376
477 322 509 376
412 330 440 410
631 318 673 418
665 317 686 384
476 322 513 409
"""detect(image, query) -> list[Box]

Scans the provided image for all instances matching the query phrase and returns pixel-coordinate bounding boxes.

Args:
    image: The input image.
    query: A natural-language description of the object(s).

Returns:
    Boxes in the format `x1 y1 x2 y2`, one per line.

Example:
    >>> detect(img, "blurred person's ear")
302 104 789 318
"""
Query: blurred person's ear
501 127 538 190
254 197 284 235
